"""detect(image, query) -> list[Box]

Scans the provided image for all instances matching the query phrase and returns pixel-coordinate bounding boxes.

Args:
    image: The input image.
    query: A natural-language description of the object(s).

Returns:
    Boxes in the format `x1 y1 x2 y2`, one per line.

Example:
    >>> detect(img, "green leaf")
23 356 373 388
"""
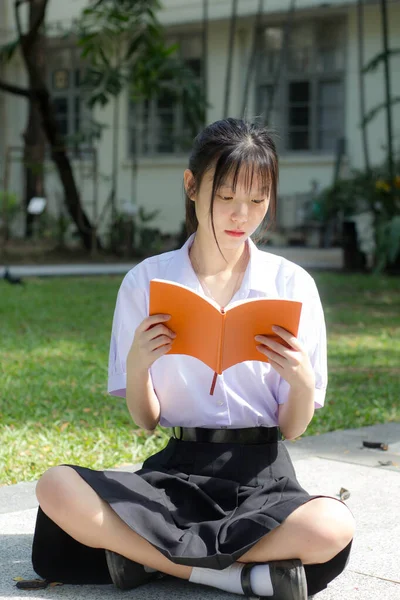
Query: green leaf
360 97 400 128
0 39 20 65
76 0 206 124
125 32 145 60
362 48 400 74
387 216 400 263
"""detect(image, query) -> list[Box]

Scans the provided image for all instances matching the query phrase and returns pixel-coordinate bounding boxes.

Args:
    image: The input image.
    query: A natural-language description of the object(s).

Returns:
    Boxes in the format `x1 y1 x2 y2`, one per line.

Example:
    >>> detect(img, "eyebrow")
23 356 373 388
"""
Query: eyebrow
219 182 269 195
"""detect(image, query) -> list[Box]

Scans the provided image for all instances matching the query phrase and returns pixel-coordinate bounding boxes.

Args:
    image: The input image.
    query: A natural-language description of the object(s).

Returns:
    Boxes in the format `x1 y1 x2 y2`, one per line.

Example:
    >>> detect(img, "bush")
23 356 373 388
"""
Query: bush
313 158 400 271
0 191 20 229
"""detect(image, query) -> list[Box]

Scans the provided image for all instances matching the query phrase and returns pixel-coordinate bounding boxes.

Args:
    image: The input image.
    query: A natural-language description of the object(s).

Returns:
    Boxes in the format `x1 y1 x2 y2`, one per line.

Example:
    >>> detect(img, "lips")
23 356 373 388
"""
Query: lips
225 230 245 237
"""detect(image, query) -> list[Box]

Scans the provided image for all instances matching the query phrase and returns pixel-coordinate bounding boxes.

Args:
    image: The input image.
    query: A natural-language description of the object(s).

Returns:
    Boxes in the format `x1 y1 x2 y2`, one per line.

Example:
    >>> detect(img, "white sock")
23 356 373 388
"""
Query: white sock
189 562 273 596
143 565 158 573
249 563 273 596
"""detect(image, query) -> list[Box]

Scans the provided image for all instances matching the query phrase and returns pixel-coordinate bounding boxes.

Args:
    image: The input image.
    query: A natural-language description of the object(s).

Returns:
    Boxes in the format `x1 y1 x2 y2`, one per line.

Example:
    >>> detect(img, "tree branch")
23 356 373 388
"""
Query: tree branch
14 0 24 41
25 0 49 47
14 0 49 49
0 78 32 97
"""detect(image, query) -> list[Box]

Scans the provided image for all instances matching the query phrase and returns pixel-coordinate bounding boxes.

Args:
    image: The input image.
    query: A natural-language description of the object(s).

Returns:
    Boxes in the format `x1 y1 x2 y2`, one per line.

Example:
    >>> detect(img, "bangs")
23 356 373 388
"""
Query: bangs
185 118 279 247
211 144 274 198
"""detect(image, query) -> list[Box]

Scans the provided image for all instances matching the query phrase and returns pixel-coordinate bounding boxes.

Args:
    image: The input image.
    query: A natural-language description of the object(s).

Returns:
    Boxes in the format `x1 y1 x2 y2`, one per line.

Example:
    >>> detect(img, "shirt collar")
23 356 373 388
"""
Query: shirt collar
165 232 275 297
164 233 202 293
246 236 270 293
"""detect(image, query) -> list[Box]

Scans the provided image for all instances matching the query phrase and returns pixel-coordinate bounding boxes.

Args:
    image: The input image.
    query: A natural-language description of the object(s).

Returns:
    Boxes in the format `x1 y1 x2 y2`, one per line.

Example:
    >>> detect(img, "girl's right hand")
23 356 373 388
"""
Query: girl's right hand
127 314 176 371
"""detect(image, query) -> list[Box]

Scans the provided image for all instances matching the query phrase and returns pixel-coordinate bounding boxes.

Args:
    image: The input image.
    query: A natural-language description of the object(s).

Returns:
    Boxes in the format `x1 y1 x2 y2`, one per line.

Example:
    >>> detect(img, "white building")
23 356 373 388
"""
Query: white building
0 0 399 246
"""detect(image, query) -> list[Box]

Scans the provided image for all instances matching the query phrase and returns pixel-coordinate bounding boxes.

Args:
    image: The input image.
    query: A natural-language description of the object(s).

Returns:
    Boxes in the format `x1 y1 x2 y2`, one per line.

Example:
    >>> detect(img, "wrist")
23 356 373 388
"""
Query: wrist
127 354 149 380
289 380 315 396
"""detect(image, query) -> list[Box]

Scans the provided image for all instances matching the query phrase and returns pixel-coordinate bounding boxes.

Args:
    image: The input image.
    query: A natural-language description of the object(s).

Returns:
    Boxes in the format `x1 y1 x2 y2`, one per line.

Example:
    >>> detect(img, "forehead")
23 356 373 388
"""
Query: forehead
205 167 269 194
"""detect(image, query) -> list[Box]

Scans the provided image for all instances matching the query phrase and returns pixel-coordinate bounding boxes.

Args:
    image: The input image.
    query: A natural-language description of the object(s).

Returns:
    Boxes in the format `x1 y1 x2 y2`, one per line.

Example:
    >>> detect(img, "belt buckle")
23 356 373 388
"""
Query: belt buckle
173 426 183 440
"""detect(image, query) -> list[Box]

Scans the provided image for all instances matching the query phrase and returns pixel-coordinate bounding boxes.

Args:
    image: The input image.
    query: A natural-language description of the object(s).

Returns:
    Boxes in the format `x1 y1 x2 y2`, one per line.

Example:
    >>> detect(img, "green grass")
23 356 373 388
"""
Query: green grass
1 273 399 486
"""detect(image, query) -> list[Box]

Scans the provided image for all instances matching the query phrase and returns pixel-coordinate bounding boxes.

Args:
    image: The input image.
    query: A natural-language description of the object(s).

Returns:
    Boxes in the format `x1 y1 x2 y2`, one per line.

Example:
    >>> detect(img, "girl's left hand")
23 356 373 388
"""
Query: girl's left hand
255 325 315 391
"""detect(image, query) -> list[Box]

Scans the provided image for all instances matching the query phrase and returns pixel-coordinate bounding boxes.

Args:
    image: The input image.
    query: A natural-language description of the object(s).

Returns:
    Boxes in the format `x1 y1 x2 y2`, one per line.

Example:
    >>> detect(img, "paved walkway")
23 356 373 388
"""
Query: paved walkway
1 422 399 600
0 247 343 278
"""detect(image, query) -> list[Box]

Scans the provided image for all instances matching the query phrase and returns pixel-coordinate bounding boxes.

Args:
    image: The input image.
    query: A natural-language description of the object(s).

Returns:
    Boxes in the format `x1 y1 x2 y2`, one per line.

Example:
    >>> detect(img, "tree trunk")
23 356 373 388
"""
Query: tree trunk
17 0 100 251
357 0 371 175
380 0 395 196
223 0 238 118
23 0 46 238
35 87 98 250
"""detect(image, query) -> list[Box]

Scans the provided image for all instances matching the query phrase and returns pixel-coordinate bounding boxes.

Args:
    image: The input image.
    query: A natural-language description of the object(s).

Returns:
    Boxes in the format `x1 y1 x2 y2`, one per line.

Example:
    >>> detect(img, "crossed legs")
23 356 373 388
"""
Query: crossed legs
35 466 355 581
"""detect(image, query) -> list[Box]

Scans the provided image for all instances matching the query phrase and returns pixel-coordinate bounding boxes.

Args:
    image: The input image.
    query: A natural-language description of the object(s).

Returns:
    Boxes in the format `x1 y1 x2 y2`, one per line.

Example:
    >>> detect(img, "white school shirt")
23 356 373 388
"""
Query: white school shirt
108 233 327 429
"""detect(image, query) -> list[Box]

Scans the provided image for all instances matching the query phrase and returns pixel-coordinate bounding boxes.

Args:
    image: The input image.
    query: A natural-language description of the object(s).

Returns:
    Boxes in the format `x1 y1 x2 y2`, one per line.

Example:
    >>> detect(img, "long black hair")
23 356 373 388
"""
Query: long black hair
184 118 279 246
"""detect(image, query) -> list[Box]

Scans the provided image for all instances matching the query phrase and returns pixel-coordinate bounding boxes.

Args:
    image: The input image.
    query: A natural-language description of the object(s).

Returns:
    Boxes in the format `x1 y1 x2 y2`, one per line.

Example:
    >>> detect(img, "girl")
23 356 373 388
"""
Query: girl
32 118 354 600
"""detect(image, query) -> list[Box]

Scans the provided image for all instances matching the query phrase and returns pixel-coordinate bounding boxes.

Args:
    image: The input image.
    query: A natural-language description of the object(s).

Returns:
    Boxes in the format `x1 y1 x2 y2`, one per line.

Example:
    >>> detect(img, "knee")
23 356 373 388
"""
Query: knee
322 499 355 550
36 466 76 513
309 498 355 560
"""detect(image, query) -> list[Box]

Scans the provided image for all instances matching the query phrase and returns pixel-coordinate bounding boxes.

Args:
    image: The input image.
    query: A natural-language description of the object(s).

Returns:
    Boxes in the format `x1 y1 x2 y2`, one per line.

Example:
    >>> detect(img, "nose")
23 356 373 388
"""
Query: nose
231 201 248 224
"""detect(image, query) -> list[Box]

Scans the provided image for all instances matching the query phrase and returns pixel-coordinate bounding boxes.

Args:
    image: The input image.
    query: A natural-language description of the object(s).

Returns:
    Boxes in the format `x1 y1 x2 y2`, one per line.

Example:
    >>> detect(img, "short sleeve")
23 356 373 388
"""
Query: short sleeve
277 277 328 409
108 272 148 397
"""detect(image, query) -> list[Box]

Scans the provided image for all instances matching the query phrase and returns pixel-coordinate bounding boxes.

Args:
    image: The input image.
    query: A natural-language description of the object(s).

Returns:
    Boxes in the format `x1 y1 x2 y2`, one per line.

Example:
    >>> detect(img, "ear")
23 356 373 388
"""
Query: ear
184 169 196 201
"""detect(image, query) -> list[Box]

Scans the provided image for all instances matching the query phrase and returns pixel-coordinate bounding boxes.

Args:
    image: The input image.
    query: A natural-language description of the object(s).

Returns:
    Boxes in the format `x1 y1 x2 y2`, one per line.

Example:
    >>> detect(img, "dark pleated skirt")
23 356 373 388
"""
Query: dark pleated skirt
32 435 352 596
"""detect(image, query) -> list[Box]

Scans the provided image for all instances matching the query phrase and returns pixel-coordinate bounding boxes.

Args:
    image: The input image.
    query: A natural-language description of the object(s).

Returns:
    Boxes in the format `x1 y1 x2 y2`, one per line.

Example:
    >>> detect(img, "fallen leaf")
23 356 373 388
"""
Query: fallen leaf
362 441 389 451
15 578 48 590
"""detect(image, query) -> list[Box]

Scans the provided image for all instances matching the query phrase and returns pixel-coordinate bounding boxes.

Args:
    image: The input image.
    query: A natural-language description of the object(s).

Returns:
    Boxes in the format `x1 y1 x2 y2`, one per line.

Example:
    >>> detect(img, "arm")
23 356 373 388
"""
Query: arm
277 382 315 440
126 364 161 432
256 276 327 438
125 312 175 431
108 273 174 431
255 325 317 440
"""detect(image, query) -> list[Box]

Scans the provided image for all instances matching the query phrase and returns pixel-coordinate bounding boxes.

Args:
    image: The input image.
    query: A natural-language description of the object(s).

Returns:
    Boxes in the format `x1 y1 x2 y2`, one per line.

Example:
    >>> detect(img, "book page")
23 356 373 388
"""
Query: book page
149 279 222 372
222 299 302 371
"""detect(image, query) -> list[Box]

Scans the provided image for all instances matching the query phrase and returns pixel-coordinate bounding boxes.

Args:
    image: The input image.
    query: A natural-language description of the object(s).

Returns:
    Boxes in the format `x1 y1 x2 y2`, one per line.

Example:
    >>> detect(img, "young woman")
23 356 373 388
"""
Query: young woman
32 118 354 600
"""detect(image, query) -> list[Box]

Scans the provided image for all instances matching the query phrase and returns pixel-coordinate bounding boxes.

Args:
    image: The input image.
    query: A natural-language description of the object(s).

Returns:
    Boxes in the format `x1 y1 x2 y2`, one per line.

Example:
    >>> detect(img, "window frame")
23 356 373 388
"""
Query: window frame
129 33 205 157
255 16 346 155
47 43 91 155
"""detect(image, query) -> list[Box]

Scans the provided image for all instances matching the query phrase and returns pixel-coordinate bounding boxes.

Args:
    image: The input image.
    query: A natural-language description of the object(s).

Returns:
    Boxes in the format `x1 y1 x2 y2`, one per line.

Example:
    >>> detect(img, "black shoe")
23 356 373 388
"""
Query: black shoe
240 559 308 600
105 550 165 590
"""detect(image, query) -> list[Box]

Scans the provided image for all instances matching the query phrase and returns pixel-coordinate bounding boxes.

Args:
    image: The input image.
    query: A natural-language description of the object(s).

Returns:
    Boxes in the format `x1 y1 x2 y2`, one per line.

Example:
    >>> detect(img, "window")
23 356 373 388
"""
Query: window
129 35 204 156
48 47 90 150
256 19 345 153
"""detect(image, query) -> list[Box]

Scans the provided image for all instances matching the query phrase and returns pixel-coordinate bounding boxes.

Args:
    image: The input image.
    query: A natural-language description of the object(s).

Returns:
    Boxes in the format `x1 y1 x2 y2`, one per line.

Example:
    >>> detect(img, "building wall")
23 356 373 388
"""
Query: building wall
158 0 399 26
1 0 399 239
346 2 400 169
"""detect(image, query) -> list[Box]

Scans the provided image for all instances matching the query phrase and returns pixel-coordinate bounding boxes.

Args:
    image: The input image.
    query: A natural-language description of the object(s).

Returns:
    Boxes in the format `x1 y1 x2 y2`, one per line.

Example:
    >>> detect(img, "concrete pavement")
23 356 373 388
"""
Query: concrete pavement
1 422 399 600
0 247 343 278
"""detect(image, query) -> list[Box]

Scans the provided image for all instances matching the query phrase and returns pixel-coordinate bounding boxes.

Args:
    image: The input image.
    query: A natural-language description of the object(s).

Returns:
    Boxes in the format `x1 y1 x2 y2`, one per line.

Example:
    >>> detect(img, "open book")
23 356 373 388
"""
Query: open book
149 279 302 394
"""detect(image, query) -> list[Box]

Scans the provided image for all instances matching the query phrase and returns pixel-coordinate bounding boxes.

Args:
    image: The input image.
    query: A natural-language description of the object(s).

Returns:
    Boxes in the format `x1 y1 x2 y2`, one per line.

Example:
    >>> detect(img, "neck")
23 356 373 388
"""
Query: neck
189 231 248 276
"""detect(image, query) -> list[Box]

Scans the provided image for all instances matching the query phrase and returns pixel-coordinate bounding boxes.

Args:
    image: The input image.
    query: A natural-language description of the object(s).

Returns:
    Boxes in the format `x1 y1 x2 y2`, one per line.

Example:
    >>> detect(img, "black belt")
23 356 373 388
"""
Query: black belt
172 426 281 444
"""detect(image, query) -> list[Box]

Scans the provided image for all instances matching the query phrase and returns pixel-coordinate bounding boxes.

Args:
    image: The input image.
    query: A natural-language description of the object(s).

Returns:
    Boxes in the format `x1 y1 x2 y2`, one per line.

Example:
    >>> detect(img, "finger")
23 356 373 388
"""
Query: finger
265 356 284 375
145 324 176 341
151 341 173 359
258 340 303 368
256 345 285 369
255 336 288 357
139 314 171 333
255 335 300 360
271 326 303 351
149 335 174 352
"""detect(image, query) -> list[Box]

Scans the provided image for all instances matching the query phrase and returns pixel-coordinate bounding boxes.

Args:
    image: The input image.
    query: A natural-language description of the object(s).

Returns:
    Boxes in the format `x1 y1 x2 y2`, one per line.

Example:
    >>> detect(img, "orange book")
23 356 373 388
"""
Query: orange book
149 279 302 394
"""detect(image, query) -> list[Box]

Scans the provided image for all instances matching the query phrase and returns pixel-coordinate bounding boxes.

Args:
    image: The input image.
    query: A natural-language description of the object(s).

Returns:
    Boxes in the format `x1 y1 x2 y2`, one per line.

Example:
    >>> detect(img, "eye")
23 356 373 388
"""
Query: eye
219 195 233 201
252 199 265 204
